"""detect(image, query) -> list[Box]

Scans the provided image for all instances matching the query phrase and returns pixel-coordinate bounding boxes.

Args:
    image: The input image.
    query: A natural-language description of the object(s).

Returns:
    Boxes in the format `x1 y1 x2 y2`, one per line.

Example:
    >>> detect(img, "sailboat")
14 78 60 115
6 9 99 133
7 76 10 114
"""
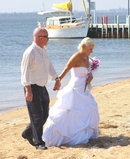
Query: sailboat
37 0 91 39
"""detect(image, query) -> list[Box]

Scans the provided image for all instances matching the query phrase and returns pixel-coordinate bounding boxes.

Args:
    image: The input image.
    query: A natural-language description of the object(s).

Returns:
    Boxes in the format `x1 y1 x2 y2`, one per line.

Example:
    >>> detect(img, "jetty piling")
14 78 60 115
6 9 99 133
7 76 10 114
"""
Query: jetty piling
88 15 130 38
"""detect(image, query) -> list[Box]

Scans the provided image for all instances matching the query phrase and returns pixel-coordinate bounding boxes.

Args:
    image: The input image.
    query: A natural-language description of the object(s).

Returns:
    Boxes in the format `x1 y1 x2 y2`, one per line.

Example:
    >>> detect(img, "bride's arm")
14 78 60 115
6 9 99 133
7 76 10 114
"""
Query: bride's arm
59 53 79 80
86 74 93 84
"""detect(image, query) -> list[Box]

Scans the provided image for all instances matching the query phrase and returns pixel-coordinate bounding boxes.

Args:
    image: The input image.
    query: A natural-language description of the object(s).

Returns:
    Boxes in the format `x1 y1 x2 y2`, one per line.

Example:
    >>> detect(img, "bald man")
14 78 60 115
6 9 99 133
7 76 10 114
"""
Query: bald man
21 27 61 150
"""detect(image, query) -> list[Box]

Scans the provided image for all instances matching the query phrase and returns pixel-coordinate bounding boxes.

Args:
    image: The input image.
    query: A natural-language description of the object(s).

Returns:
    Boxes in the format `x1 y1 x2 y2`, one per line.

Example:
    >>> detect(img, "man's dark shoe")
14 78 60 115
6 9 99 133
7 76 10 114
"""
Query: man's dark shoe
35 144 47 150
21 132 35 146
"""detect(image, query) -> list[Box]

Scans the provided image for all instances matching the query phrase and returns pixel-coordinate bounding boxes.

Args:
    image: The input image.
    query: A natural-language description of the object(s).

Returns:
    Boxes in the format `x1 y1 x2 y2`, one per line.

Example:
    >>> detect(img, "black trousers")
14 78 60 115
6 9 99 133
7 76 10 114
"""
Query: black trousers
23 84 49 145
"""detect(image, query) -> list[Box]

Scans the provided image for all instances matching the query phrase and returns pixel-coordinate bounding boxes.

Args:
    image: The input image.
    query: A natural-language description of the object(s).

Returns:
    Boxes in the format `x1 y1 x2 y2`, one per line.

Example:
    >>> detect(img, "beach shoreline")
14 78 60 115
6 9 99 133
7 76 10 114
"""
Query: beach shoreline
0 79 130 159
0 77 129 115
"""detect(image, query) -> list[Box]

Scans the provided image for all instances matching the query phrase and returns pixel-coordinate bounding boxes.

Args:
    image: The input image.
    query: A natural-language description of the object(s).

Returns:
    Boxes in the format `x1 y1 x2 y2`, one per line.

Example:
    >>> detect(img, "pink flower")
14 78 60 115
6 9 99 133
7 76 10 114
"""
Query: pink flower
84 57 100 92
90 57 100 72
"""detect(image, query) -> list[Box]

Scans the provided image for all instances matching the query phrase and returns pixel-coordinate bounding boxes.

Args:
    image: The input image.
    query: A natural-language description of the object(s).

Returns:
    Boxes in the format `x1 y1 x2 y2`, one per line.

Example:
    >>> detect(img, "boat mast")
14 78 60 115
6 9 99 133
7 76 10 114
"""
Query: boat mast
69 0 73 22
82 0 88 17
87 0 90 15
69 0 72 13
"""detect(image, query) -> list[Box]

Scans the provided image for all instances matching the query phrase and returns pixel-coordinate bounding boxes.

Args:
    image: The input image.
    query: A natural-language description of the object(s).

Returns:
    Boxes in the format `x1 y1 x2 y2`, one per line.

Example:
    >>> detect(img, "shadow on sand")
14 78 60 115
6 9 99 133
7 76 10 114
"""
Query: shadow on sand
60 135 130 149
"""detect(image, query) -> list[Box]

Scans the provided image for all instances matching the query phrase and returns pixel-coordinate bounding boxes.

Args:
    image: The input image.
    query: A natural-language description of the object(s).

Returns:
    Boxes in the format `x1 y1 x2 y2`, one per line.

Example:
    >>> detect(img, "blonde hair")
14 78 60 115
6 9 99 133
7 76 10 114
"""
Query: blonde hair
77 37 95 51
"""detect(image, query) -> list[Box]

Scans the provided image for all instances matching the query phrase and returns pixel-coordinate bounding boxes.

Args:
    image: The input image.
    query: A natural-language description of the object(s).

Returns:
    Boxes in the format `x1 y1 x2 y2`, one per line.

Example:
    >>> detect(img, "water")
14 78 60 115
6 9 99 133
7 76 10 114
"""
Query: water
0 12 130 113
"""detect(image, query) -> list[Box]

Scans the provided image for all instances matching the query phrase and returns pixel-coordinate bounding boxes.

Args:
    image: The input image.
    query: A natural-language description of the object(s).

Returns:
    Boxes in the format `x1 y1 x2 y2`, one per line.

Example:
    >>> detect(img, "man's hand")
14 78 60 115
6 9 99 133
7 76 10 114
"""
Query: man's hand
25 86 33 101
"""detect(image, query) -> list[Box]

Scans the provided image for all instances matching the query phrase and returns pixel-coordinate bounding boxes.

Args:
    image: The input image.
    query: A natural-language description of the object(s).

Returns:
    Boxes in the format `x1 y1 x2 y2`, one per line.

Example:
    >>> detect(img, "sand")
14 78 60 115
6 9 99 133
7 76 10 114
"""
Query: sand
0 79 130 159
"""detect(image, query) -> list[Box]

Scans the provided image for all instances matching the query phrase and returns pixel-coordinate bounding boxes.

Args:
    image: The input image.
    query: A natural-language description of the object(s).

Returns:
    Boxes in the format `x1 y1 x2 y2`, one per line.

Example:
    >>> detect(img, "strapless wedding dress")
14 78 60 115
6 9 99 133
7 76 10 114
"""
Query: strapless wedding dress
42 67 99 147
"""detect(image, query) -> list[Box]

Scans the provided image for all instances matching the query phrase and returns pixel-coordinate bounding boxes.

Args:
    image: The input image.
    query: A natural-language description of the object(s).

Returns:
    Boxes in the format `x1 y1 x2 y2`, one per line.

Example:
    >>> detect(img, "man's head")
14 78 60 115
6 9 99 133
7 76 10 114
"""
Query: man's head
33 27 49 48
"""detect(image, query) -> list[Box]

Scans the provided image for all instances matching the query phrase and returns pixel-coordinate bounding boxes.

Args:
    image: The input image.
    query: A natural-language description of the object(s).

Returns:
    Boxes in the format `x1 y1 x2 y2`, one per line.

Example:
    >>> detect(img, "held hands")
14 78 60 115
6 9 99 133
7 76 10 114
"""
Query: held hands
53 77 61 91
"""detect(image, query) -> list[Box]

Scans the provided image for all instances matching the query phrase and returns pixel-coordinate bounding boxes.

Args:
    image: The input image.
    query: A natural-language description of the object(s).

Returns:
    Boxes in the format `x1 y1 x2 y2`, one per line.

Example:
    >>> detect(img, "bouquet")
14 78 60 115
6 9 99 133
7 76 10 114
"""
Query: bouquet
84 57 100 92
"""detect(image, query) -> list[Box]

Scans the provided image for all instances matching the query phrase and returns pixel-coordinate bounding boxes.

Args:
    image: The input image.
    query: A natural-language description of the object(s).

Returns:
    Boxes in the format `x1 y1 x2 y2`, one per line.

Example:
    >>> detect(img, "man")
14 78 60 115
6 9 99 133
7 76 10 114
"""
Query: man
21 27 61 150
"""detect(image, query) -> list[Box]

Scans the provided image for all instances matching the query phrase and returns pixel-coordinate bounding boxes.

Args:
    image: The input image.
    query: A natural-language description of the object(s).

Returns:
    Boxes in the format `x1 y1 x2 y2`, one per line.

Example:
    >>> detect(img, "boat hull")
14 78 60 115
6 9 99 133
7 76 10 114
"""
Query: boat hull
46 22 89 39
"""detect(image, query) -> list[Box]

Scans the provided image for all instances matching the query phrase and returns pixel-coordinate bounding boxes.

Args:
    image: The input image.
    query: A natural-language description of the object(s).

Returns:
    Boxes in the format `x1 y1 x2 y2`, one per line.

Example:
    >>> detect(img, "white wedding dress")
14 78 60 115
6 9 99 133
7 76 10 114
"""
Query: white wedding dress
42 67 99 147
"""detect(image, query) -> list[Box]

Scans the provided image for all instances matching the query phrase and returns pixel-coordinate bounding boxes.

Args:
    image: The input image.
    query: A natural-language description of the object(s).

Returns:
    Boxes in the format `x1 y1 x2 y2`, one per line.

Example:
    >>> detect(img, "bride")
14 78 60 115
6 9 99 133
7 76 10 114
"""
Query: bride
42 37 100 147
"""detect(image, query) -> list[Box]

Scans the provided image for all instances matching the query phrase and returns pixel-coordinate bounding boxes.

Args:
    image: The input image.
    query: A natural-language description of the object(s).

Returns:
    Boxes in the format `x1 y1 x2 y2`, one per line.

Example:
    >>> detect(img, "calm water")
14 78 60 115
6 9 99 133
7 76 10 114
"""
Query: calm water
0 12 130 113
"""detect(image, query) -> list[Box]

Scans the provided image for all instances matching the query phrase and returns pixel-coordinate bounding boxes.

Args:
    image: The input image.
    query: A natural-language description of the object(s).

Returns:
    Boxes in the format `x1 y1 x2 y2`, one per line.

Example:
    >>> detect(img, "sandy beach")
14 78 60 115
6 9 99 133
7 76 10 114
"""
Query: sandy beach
0 79 130 159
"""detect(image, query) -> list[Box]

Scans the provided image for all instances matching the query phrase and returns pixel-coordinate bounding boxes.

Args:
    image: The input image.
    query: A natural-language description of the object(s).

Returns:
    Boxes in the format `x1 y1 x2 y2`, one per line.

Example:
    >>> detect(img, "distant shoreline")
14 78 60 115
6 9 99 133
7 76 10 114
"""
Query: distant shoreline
0 9 128 14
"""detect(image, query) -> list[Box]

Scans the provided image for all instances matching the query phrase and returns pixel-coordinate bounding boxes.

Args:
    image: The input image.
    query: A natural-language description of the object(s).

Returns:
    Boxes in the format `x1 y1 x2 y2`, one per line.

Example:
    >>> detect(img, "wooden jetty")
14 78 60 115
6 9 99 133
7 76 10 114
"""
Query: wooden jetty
88 23 130 38
88 16 130 38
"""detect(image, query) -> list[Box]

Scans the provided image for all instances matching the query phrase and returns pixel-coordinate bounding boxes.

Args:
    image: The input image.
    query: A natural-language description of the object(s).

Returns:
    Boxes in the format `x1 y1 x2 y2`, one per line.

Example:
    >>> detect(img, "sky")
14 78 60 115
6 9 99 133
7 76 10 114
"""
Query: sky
0 0 129 13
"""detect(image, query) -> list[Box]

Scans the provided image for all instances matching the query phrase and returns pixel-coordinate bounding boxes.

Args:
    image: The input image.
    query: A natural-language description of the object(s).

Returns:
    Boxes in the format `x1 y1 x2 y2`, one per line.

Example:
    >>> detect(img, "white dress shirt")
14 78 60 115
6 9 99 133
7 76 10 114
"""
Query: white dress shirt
21 42 58 87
